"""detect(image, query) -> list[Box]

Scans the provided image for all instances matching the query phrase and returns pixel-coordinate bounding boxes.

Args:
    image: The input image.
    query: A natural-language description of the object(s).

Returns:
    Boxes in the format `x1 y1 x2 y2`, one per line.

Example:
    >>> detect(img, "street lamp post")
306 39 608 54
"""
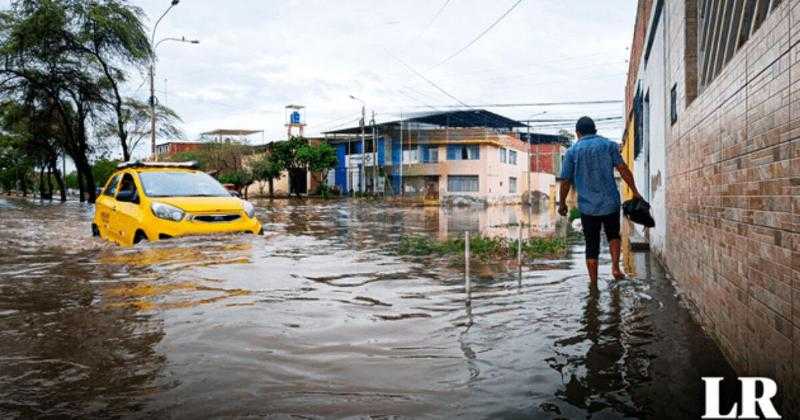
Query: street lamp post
148 35 199 161
349 95 367 194
149 0 200 161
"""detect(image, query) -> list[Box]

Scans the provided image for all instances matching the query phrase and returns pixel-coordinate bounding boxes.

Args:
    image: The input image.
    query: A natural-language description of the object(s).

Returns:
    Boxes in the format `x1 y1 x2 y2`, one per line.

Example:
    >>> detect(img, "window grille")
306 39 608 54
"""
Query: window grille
697 0 782 90
448 175 479 192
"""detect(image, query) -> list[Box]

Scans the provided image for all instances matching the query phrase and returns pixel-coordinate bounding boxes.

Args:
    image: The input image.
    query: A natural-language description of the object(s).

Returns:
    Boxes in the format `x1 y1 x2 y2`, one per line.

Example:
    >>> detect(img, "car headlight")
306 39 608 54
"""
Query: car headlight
242 200 255 218
151 202 185 221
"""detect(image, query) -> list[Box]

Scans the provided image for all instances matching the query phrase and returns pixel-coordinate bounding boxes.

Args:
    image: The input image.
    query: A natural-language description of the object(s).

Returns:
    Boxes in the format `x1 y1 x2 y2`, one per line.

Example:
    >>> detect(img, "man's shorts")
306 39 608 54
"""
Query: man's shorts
580 209 621 259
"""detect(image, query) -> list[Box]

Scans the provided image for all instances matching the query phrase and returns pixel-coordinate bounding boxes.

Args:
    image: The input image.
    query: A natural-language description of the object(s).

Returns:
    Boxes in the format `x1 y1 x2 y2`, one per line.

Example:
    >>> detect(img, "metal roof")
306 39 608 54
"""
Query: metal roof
117 161 199 170
200 129 263 136
323 109 527 135
519 132 572 147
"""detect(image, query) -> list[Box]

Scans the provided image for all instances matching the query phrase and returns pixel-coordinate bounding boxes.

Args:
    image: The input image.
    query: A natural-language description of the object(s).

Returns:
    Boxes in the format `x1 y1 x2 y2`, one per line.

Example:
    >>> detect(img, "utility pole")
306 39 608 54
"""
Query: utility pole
371 110 376 194
399 111 403 196
360 105 365 194
150 63 157 161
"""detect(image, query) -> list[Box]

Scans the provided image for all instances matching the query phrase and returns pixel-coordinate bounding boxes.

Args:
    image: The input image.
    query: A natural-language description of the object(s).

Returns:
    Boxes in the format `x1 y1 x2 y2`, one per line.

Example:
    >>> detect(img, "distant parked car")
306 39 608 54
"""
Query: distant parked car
92 161 262 246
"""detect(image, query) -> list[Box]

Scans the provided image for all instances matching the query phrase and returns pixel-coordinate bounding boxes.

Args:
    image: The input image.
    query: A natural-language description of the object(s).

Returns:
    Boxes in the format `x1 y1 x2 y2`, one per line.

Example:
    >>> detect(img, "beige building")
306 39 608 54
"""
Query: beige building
325 110 557 206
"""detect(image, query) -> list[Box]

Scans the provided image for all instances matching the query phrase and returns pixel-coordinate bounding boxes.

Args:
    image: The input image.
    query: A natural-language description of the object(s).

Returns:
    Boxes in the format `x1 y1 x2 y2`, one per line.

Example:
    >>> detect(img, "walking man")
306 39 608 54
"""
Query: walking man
558 116 641 282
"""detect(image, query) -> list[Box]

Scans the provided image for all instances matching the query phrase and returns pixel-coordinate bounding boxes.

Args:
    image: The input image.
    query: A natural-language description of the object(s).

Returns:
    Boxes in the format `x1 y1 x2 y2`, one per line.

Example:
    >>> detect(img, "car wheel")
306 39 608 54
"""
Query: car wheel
133 230 148 245
91 223 100 237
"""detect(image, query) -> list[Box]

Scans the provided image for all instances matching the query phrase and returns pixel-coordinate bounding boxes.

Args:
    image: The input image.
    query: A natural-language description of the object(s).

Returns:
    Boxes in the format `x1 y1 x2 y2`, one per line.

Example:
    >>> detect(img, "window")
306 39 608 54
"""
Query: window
509 177 517 193
421 145 439 163
447 144 479 160
697 0 782 91
508 150 518 165
116 173 139 202
402 147 419 164
448 175 479 192
139 171 230 197
103 174 120 196
499 148 507 163
670 84 678 125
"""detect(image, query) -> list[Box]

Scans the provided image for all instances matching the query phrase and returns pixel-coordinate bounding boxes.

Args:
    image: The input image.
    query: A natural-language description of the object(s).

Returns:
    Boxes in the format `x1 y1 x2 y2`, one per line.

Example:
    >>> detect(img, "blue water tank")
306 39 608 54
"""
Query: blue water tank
290 111 301 124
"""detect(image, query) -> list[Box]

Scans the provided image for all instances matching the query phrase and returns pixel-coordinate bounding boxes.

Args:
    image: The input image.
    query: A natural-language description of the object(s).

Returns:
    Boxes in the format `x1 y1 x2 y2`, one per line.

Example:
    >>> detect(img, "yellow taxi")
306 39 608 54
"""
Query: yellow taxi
92 161 262 246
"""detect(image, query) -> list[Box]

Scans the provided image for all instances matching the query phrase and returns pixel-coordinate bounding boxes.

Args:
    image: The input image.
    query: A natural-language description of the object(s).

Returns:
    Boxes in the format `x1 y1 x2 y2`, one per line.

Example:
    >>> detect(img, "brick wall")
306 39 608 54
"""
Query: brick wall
529 143 563 175
625 0 653 116
663 0 799 410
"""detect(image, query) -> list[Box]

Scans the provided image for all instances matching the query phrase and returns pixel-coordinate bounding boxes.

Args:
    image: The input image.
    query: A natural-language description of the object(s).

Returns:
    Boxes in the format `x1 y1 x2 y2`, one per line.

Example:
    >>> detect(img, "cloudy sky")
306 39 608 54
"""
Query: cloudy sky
11 0 639 157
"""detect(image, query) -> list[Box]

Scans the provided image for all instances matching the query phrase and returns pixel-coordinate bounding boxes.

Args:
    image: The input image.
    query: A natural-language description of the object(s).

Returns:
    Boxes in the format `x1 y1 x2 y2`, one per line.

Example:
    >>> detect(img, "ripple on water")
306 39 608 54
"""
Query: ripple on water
0 197 738 418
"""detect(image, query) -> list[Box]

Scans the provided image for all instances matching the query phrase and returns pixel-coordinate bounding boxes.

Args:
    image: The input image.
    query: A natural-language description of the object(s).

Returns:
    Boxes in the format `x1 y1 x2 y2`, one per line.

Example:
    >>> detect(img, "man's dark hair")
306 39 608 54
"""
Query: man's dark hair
575 116 597 136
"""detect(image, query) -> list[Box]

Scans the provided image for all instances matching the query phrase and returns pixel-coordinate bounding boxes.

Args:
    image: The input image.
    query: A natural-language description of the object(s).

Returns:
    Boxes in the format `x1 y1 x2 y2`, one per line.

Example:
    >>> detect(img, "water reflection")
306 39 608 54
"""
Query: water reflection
0 197 738 418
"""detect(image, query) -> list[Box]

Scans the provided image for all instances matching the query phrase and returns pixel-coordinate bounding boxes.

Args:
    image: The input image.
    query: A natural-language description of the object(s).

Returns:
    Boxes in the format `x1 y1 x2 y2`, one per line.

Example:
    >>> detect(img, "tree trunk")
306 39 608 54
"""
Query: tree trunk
19 169 27 197
39 166 46 200
268 179 274 198
77 169 85 202
46 166 53 201
50 158 66 202
72 133 96 203
75 155 96 203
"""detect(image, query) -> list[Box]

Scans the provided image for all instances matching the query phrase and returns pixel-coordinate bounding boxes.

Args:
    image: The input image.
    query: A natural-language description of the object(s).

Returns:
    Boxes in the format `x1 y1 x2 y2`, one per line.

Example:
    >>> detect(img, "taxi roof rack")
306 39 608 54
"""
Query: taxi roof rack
116 160 199 170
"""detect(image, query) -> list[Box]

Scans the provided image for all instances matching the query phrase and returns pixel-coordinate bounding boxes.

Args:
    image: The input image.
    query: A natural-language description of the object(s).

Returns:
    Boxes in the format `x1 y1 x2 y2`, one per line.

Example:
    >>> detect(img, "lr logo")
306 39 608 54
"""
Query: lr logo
702 377 781 419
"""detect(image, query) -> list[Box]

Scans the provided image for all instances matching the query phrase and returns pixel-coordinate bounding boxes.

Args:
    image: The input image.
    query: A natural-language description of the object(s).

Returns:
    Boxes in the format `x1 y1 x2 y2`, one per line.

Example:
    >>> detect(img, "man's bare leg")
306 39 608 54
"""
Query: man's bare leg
586 258 599 282
610 238 624 279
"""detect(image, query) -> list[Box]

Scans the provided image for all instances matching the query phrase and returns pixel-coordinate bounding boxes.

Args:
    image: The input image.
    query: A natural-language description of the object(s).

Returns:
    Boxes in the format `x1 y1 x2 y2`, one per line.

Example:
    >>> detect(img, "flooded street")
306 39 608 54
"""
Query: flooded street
0 197 738 419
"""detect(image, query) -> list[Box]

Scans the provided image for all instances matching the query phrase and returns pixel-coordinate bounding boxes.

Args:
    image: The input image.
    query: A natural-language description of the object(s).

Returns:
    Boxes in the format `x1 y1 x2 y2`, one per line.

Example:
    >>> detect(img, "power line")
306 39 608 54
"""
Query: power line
385 50 471 108
411 99 624 108
428 0 525 70
407 0 452 45
526 116 623 123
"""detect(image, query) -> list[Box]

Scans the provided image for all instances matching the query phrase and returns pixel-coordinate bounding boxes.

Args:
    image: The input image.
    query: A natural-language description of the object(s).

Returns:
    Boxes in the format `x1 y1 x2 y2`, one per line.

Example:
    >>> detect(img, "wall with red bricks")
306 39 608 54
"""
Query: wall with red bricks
529 143 563 176
625 0 653 117
662 0 799 410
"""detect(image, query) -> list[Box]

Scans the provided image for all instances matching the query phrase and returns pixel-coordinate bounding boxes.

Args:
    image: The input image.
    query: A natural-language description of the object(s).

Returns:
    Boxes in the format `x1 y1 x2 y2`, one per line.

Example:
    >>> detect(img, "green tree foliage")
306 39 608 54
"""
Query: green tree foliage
558 129 576 142
0 0 156 202
166 141 256 196
296 142 337 188
270 136 306 171
0 132 33 195
91 158 120 188
0 101 67 199
250 154 283 198
96 99 183 159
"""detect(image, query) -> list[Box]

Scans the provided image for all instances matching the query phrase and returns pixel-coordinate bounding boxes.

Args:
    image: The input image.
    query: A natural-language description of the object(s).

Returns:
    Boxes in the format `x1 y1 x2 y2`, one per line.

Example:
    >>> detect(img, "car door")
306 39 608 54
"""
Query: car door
114 172 145 244
96 173 121 241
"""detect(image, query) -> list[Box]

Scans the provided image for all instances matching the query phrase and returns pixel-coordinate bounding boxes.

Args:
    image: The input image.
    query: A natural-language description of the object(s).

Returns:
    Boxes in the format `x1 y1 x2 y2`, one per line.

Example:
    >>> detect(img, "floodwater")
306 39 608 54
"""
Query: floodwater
0 197 739 419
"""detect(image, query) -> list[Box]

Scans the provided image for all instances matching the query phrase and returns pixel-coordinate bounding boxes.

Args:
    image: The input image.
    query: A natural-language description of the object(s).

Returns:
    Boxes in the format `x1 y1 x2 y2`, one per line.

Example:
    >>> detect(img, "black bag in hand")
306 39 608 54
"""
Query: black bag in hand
622 197 655 228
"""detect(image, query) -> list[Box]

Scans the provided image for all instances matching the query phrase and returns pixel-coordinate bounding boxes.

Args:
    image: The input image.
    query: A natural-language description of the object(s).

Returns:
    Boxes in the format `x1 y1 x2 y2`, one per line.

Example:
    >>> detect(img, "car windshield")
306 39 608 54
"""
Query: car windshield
138 171 231 197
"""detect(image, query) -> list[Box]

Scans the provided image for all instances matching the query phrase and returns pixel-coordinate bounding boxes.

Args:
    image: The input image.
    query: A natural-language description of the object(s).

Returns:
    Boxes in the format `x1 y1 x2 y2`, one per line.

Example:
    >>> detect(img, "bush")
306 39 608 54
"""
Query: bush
314 183 333 199
397 234 568 261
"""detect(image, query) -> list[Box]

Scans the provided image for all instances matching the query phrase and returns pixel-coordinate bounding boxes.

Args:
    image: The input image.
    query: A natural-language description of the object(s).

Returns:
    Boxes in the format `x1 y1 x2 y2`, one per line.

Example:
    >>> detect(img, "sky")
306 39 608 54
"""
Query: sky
5 0 638 158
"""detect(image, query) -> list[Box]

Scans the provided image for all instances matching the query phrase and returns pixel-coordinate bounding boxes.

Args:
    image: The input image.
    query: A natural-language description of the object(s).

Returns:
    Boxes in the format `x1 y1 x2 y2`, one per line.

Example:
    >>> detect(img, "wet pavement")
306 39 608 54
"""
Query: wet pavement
0 197 738 418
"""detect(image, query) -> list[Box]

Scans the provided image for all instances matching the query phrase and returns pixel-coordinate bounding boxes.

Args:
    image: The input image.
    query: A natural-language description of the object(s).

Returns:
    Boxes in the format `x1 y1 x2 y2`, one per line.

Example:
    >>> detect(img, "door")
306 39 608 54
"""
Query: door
114 172 144 244
424 176 439 201
95 174 121 240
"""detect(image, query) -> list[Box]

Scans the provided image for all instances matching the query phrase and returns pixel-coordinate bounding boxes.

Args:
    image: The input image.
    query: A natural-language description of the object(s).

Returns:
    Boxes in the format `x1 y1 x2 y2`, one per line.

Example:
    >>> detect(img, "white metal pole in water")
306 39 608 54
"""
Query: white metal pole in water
399 112 404 196
360 105 365 193
527 124 531 207
465 231 471 295
517 224 523 267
